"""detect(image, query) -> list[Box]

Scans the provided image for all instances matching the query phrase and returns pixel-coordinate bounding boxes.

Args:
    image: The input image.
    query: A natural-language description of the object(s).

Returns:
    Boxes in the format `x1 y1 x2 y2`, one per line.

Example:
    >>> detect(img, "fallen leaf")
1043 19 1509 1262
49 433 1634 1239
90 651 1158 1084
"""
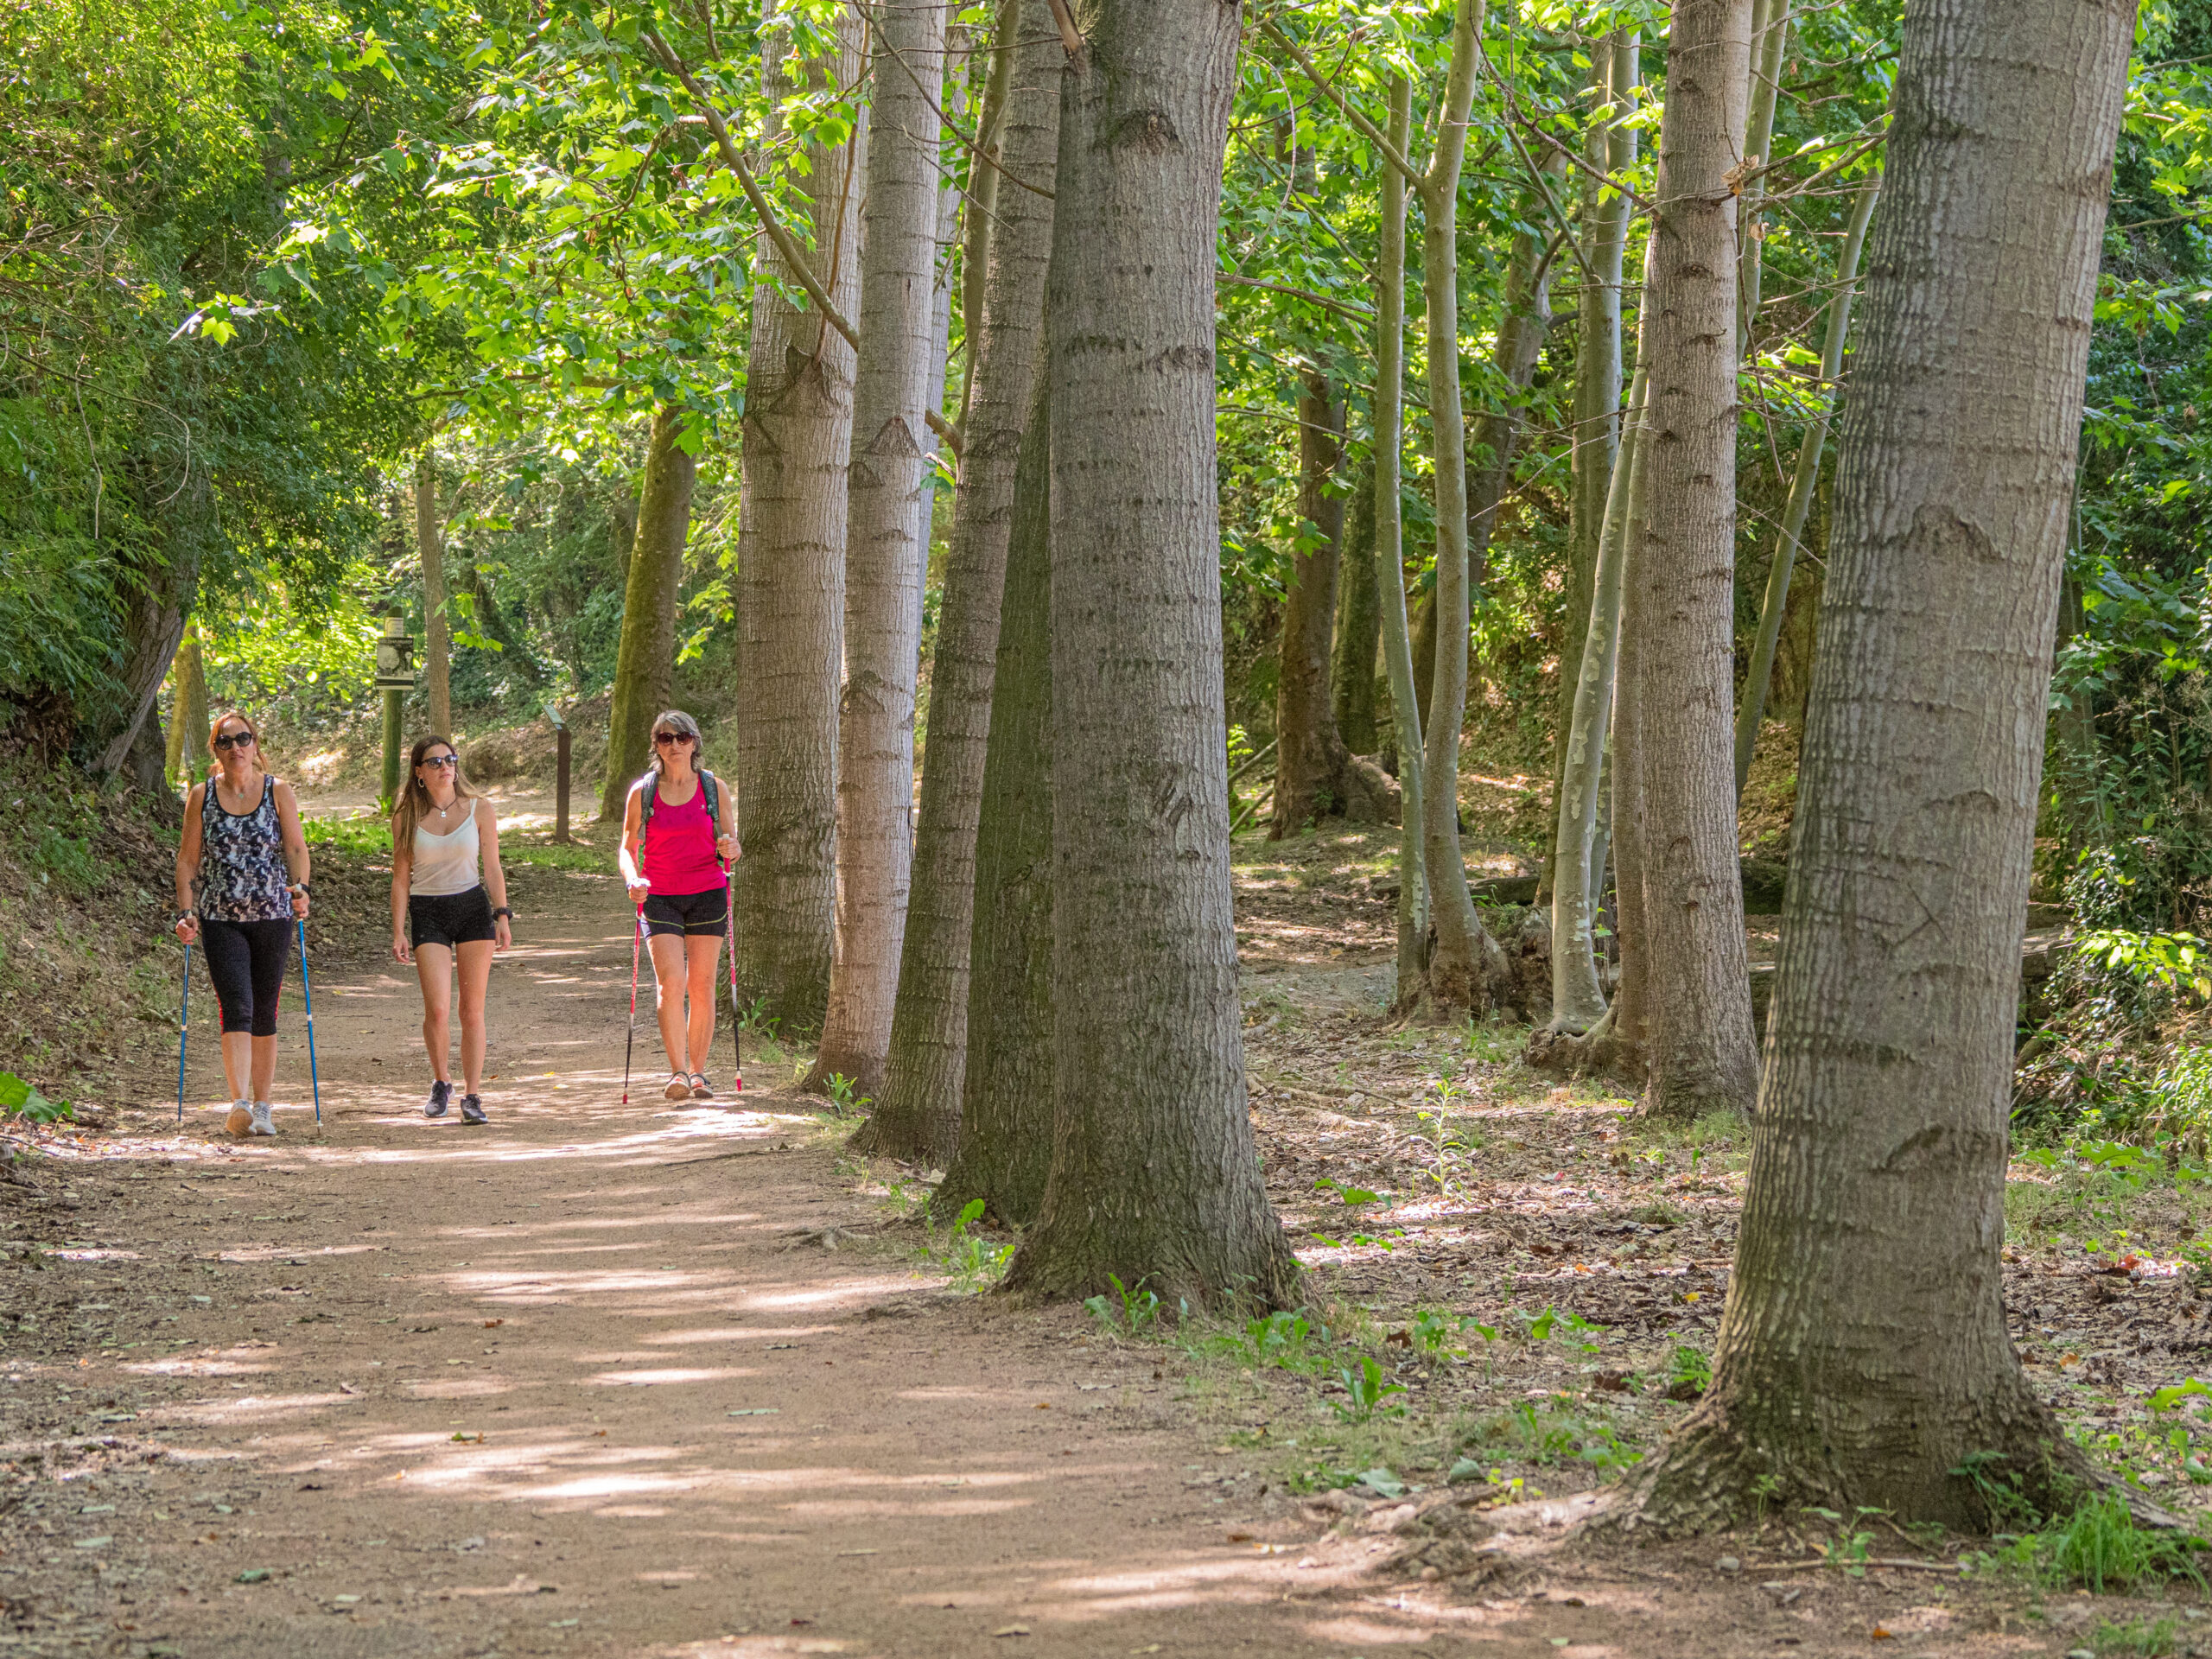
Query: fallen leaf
1225 1530 1254 1542
1872 1630 1893 1642
1033 1402 1052 1410
992 1627 1031 1639
483 1319 504 1328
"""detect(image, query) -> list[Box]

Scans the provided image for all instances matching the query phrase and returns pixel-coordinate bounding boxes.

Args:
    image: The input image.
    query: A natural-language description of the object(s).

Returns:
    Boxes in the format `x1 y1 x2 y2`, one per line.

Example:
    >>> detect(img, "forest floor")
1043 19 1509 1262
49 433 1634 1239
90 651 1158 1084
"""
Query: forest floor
4 810 2212 1657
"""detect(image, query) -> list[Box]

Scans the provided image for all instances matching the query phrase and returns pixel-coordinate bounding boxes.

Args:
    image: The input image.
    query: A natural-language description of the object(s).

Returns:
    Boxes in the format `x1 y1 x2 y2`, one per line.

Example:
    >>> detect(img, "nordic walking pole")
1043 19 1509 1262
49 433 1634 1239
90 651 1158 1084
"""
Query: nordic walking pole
296 916 322 1124
621 901 645 1105
725 862 742 1091
176 940 192 1125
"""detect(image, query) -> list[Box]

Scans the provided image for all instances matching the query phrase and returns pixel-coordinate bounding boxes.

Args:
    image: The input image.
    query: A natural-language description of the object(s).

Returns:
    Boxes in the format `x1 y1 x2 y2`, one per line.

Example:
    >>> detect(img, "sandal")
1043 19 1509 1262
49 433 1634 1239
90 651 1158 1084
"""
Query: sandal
689 1072 715 1100
663 1072 692 1101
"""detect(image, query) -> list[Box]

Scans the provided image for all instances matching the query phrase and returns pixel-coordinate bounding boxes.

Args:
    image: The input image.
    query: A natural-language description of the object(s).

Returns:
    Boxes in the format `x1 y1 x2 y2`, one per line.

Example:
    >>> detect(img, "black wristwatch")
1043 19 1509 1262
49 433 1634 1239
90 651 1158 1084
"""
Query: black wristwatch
493 906 513 920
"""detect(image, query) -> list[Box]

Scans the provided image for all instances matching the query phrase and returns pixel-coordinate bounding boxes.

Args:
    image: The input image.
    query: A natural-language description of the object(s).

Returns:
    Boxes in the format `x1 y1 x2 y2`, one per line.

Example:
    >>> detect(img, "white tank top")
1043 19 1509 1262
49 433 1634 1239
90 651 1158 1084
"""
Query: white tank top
410 805 482 898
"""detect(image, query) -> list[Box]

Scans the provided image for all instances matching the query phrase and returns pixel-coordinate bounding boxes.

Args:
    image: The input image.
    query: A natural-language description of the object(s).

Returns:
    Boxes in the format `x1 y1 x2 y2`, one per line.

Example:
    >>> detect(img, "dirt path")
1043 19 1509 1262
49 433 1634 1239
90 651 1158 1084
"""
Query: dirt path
1 845 2183 1658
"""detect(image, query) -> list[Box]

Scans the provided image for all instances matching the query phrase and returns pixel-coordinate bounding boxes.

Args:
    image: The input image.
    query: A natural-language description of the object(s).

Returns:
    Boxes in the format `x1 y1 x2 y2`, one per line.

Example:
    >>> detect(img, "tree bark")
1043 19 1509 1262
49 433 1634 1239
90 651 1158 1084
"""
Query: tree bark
599 406 696 819
1737 0 1793 356
166 621 209 792
872 0 1062 1162
1330 461 1381 755
88 465 213 781
1544 30 1637 907
732 1 868 1028
1271 372 1363 836
416 454 452 739
1374 77 1429 1009
1626 0 1759 1120
1001 0 1300 1311
937 369 1054 1224
1414 0 1508 1016
1611 0 2135 1534
808 0 948 1100
1735 172 1880 794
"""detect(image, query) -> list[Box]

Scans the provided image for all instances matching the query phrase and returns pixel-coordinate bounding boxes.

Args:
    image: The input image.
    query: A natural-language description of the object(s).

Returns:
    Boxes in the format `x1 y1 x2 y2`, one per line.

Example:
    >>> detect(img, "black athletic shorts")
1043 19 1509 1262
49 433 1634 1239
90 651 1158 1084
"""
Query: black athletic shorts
410 886 496 949
644 887 728 938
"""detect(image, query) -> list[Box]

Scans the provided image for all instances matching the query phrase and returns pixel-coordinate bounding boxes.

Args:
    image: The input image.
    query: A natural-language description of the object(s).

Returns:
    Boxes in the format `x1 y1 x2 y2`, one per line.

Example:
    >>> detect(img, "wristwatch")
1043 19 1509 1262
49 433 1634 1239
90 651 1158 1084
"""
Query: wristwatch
493 906 513 920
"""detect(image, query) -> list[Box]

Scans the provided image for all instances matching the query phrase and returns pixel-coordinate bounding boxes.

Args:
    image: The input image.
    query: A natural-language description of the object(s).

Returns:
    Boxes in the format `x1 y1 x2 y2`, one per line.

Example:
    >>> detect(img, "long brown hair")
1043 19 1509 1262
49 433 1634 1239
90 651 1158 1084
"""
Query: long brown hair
392 734 478 845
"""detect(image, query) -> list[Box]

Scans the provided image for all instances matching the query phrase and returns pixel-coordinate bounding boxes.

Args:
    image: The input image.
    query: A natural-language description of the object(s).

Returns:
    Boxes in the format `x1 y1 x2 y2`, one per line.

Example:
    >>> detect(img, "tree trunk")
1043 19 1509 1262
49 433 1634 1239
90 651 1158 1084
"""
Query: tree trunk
873 0 1061 1163
1001 0 1300 1312
1329 461 1381 755
1737 0 1793 356
416 454 452 738
1271 372 1364 836
1544 29 1637 907
599 407 696 819
1414 0 1507 1016
1735 172 1879 794
731 1 868 1028
937 370 1054 1224
167 621 209 792
1611 0 2134 1534
957 0 1019 430
1374 77 1429 1009
88 465 213 781
1409 584 1437 736
808 0 948 1100
1626 0 1759 1120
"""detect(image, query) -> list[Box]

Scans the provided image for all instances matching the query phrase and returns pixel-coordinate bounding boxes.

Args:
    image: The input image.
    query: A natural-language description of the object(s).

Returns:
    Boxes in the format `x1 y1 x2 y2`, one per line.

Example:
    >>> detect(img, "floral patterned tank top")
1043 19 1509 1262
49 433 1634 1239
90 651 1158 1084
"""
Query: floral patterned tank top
198 776 292 922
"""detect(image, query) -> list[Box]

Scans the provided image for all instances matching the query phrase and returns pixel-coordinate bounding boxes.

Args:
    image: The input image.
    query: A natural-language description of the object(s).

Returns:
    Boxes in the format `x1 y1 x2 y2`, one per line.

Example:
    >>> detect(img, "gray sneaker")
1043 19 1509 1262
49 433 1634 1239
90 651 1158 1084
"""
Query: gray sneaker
425 1080 452 1118
248 1102 276 1137
460 1096 487 1126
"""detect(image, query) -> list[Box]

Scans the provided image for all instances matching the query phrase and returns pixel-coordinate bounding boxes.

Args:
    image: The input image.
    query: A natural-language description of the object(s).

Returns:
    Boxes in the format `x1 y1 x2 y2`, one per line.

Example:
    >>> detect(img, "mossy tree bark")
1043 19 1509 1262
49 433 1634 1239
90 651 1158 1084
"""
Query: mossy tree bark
731 3 867 1028
416 454 451 740
166 621 209 792
872 0 1062 1163
1625 0 1759 1121
808 0 948 1101
1610 0 2135 1535
1330 461 1381 756
1001 0 1300 1311
597 405 696 820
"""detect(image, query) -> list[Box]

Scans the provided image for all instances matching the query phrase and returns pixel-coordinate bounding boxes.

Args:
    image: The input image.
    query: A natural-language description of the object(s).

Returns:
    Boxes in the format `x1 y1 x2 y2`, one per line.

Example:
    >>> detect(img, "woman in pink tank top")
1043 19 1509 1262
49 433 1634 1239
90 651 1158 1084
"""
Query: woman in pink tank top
616 709 741 1101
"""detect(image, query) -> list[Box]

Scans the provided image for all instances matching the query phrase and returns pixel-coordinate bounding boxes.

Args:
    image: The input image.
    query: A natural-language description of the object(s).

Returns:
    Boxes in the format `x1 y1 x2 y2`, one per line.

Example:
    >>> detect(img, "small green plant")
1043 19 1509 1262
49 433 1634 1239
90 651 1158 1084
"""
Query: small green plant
929 1198 1013 1291
1246 1308 1325 1370
1667 1341 1713 1397
2094 1616 2183 1657
1407 1307 1459 1357
819 1073 871 1116
2047 1492 2207 1592
0 1072 73 1126
1332 1354 1407 1423
1083 1274 1163 1336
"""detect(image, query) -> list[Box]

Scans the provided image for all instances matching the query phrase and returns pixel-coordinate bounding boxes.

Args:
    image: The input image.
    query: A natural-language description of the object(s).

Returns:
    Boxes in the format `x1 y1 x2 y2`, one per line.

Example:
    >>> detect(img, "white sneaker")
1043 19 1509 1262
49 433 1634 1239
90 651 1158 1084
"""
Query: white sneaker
249 1102 276 1136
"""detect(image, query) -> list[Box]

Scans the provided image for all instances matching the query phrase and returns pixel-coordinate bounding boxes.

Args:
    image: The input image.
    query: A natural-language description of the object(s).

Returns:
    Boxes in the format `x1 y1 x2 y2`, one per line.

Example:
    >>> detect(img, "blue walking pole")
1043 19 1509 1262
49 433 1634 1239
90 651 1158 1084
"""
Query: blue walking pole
296 917 321 1124
175 940 192 1125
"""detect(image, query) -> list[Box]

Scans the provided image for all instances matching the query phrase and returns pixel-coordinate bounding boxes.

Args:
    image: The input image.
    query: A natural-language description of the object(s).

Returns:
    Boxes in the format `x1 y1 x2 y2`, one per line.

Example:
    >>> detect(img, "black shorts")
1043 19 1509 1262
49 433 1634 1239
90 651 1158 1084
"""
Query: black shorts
410 886 496 949
645 887 728 938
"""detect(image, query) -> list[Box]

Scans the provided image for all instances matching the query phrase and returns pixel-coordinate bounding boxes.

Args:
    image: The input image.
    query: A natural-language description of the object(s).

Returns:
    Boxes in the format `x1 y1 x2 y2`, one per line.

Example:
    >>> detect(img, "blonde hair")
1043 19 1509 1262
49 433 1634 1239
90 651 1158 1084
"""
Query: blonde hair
392 734 478 846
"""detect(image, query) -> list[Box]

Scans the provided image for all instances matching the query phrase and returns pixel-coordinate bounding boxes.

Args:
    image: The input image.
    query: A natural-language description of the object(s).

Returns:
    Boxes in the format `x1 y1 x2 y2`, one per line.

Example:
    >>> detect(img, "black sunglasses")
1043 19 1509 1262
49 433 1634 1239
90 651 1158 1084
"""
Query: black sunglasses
652 731 692 746
422 754 459 770
213 730 256 751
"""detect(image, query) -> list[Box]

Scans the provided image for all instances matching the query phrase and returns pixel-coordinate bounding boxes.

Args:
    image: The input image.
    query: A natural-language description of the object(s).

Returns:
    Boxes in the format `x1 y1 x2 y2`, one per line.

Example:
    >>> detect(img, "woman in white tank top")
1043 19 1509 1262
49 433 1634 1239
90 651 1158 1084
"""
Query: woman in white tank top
389 735 512 1125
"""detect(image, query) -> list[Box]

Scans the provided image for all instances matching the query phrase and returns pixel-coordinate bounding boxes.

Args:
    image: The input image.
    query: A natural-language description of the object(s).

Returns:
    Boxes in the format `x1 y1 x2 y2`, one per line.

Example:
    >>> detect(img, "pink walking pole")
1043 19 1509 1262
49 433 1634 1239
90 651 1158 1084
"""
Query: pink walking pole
726 863 743 1092
621 901 645 1105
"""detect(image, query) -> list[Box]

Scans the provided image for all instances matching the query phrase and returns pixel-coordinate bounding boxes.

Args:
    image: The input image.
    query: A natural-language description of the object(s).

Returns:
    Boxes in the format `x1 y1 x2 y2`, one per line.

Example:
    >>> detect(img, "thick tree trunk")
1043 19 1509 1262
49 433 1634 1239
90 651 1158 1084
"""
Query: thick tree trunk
808 0 948 1101
1735 173 1879 794
166 622 209 792
598 406 696 819
1543 30 1637 908
1330 462 1381 755
1611 0 2134 1534
1001 0 1300 1311
1627 0 1759 1120
1414 0 1507 1016
1374 77 1429 1008
88 466 213 781
872 0 1062 1163
1271 373 1371 836
732 2 868 1028
416 455 451 739
936 372 1054 1224
957 0 1019 430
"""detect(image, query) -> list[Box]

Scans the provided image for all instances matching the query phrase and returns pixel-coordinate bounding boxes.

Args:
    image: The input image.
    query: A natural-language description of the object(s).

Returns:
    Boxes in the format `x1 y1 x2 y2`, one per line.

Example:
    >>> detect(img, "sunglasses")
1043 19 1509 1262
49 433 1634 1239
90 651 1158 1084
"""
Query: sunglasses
422 754 459 770
652 731 693 746
213 731 256 751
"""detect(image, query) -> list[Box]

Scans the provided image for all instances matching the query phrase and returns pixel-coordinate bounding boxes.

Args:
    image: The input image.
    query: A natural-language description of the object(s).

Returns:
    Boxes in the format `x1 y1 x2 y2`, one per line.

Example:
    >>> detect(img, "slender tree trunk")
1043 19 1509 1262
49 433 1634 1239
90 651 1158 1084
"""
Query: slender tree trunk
1409 585 1437 735
868 0 1060 1160
1607 468 1653 1063
1414 0 1506 1016
937 370 1054 1223
1271 373 1358 836
1628 0 1759 1120
1329 462 1381 755
957 0 1019 430
599 406 696 817
1544 30 1637 906
1374 77 1428 1008
1548 364 1648 1033
1737 0 1792 357
1612 0 2135 1533
167 621 209 791
1735 172 1879 793
90 465 213 782
416 454 451 738
732 2 868 1027
916 21 967 581
808 0 948 1099
1002 0 1299 1311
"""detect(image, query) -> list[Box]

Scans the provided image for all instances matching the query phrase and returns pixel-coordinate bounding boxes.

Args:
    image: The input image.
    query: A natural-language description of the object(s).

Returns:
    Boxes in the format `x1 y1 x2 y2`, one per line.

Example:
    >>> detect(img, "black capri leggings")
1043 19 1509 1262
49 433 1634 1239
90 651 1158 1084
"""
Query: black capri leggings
201 918 292 1037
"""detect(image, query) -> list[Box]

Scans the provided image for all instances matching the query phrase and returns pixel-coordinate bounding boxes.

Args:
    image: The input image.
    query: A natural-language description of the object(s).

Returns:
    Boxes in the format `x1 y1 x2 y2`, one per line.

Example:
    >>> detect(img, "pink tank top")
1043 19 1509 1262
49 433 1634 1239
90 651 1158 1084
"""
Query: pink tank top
641 779 723 895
